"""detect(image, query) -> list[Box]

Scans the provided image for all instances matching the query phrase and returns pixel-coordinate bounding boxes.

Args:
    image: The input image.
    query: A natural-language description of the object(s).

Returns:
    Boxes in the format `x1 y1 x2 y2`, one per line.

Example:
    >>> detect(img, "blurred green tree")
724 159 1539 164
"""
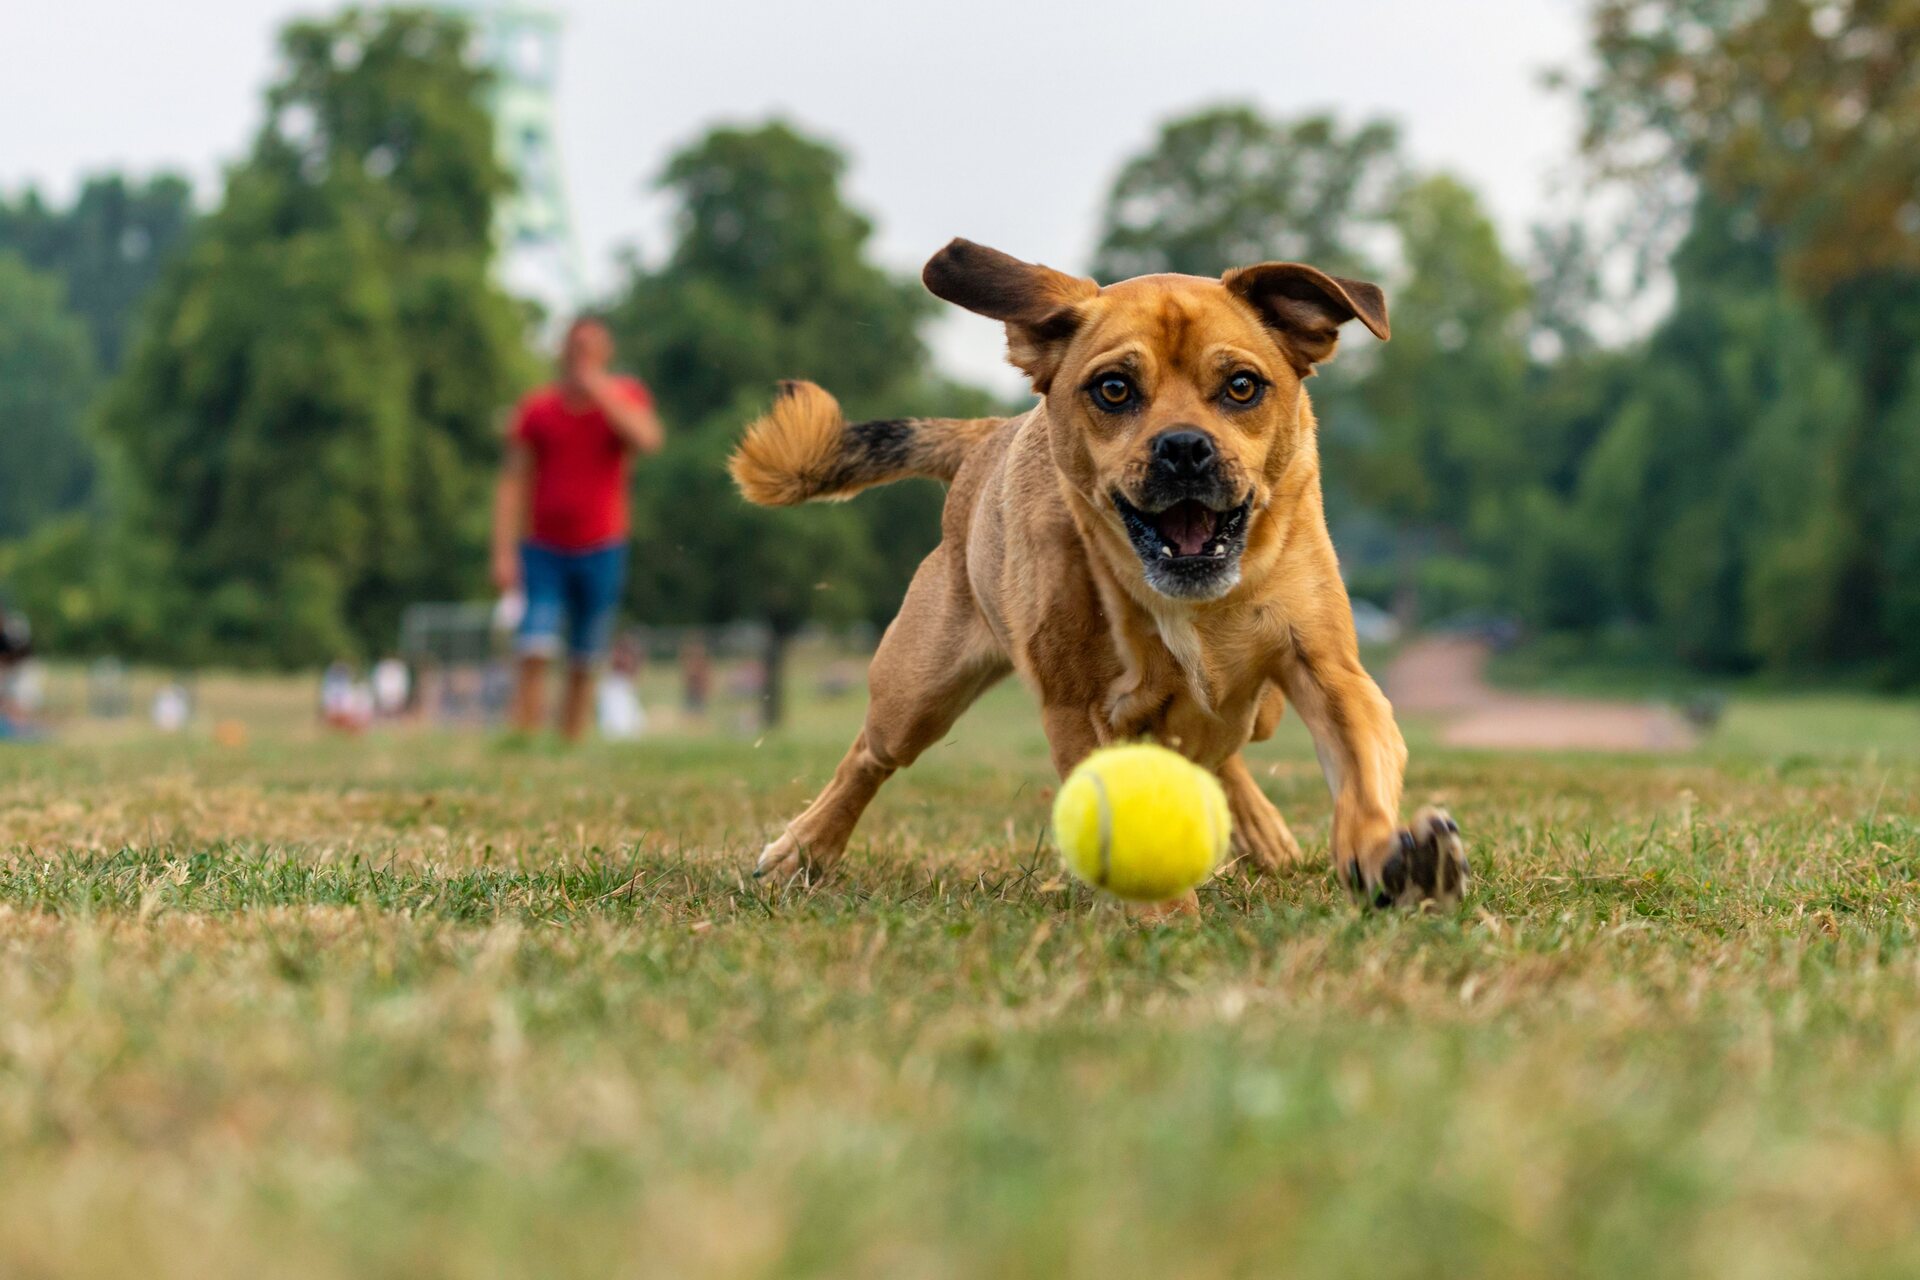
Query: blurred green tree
1882 355 1920 682
1090 106 1403 280
36 7 535 665
1568 3 1920 680
1546 197 1867 672
0 174 196 370
1527 220 1608 363
1581 0 1920 294
609 121 998 725
1344 175 1532 616
613 122 934 429
1498 342 1637 632
0 254 99 540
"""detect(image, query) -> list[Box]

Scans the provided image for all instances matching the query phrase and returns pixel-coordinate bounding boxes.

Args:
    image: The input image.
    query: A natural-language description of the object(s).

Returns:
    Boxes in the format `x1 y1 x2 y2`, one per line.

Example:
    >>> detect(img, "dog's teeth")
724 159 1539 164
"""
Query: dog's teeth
1159 545 1173 559
1210 542 1226 556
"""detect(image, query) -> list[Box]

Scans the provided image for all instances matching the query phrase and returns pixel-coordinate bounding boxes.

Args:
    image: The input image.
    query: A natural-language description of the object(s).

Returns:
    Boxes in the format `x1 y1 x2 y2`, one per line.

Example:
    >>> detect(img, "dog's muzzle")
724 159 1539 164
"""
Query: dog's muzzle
1110 429 1252 601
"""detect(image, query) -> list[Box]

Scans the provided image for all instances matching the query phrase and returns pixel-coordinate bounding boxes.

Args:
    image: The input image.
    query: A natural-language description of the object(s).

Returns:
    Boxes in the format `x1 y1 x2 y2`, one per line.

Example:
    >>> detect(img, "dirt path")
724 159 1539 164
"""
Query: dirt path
1384 635 1699 753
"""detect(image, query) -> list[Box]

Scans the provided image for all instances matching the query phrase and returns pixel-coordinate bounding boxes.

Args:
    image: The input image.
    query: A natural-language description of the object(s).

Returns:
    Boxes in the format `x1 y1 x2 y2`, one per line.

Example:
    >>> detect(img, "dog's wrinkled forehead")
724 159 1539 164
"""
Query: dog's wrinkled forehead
1068 276 1279 383
920 238 1387 394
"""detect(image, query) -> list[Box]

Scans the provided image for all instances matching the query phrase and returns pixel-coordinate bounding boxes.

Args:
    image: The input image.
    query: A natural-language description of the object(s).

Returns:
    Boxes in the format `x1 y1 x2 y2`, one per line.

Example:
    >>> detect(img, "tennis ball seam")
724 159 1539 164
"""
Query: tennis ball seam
1089 770 1112 888
1203 778 1224 861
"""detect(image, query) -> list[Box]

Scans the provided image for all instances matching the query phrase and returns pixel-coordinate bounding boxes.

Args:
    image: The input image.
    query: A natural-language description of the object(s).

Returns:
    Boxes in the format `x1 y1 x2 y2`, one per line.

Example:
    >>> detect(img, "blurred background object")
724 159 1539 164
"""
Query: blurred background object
445 0 583 321
0 597 40 741
597 629 647 740
1 0 1917 745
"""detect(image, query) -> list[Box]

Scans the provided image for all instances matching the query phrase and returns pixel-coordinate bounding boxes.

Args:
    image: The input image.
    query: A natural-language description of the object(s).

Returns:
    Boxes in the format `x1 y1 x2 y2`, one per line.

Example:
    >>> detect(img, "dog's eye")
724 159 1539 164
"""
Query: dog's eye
1091 376 1136 411
1223 372 1264 405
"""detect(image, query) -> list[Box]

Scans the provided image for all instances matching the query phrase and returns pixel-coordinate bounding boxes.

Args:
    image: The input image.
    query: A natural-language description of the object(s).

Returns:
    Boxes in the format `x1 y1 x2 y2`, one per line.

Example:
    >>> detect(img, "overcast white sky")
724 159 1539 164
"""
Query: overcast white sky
2 0 1591 392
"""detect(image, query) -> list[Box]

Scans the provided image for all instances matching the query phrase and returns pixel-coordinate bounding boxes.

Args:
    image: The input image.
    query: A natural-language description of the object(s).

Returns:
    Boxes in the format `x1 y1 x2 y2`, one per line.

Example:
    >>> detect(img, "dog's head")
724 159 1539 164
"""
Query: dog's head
924 239 1387 602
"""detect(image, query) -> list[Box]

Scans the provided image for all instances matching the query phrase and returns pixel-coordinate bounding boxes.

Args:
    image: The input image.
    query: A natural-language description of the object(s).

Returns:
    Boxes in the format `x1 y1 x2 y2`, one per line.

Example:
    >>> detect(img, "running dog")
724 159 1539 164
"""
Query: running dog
730 239 1467 910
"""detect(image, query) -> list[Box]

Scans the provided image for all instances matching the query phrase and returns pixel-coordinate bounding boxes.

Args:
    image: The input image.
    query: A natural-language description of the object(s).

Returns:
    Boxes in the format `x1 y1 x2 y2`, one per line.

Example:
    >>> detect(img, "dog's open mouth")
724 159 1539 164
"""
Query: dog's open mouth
1112 492 1253 599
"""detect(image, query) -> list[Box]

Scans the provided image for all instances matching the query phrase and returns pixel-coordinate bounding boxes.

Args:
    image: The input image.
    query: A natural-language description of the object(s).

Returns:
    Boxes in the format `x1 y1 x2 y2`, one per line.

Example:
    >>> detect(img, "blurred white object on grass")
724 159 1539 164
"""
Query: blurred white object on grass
597 674 646 740
493 590 526 634
152 683 191 733
1349 600 1401 646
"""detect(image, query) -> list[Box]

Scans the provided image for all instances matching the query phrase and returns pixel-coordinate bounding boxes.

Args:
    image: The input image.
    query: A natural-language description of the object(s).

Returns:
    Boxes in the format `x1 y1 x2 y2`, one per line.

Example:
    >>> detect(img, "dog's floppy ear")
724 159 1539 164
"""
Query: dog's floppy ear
1222 263 1389 373
923 239 1099 392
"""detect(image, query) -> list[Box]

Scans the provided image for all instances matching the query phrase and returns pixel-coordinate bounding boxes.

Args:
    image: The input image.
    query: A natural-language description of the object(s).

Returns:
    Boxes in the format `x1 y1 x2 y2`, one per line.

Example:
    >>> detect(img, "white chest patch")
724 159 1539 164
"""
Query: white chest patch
1148 607 1213 714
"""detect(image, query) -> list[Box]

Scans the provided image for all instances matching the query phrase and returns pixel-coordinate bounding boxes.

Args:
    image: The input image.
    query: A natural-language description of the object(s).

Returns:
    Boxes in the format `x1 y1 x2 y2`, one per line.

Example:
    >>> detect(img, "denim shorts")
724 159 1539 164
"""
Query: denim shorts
518 541 628 661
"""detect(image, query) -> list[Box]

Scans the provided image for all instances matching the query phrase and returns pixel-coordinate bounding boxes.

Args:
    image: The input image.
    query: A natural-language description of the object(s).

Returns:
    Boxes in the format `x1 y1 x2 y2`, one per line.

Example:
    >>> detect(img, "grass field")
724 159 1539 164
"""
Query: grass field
3 665 1919 1278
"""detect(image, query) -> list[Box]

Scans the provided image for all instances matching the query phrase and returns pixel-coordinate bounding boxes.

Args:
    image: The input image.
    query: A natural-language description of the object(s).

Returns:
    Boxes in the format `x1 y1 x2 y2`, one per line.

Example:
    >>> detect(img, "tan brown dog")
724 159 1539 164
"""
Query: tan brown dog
730 239 1467 910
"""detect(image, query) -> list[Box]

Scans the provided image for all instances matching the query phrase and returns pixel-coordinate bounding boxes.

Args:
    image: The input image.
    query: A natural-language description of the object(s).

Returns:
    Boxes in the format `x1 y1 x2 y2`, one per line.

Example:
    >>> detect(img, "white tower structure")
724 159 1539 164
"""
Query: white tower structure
445 1 583 320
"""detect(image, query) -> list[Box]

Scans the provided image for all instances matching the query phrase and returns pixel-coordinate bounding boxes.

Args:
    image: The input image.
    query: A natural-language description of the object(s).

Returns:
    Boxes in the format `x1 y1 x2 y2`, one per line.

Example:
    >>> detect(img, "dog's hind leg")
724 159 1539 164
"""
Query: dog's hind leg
754 550 1007 886
1217 754 1305 873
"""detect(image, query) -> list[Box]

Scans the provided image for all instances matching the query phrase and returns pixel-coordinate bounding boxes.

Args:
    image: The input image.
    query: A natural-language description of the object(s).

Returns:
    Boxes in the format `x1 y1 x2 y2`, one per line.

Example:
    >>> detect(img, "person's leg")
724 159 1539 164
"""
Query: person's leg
559 544 628 742
512 655 550 732
560 664 594 742
513 543 565 734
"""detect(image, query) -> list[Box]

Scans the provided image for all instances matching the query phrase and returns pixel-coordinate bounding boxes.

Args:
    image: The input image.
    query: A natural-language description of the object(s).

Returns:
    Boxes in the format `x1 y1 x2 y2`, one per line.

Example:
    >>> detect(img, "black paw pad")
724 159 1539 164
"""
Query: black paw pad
1380 848 1409 901
1367 811 1472 910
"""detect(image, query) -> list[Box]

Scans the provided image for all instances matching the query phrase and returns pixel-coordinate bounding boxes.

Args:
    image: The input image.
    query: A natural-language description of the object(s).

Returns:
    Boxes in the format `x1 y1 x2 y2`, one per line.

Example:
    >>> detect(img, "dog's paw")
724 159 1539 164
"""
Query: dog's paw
1342 806 1469 910
751 829 821 888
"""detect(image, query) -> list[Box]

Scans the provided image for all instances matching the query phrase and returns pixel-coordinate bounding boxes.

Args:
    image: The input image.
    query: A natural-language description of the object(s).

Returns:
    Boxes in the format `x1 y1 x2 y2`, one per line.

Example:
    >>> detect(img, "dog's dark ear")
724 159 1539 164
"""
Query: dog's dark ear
1222 263 1389 373
924 239 1098 392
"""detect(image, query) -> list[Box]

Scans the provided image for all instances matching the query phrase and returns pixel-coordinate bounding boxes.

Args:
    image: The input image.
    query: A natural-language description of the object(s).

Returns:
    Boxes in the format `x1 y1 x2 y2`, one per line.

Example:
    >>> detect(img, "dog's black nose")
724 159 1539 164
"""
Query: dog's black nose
1151 429 1217 478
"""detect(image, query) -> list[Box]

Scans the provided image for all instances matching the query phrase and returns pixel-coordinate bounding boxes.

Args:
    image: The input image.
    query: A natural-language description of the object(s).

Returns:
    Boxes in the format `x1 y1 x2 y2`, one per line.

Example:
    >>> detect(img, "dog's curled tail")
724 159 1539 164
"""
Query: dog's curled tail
730 380 1005 507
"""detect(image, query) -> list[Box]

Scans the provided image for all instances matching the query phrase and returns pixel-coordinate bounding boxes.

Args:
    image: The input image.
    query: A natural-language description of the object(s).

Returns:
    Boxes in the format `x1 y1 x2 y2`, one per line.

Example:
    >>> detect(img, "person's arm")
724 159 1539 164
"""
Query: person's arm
492 437 531 591
582 373 665 455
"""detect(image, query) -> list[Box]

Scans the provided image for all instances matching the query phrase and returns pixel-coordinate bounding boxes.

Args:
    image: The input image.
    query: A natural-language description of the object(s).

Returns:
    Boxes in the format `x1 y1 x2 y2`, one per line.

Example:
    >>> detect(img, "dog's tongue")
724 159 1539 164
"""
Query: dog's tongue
1155 500 1217 557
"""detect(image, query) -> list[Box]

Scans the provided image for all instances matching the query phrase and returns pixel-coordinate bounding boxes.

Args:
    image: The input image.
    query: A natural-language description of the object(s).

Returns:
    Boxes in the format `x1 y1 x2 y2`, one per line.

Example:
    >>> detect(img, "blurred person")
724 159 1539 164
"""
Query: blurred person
491 316 664 741
0 604 29 666
319 660 373 732
320 659 356 724
0 603 40 741
679 633 712 717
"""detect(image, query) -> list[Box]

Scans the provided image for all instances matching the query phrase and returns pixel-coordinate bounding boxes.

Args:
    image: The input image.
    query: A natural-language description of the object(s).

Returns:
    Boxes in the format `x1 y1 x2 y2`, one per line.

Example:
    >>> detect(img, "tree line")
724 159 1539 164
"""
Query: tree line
3 2 1918 687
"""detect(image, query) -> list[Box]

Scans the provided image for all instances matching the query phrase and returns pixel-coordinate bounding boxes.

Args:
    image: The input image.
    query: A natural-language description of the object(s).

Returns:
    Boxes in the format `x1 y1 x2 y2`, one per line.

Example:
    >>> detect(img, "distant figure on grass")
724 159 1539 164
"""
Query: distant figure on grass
491 316 664 741
320 660 373 732
0 604 42 741
679 634 712 718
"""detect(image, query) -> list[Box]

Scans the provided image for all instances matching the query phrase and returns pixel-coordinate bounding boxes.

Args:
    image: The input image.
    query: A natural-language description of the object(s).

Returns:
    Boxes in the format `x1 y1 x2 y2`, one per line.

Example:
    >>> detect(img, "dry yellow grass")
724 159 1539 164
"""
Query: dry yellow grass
1 673 1917 1278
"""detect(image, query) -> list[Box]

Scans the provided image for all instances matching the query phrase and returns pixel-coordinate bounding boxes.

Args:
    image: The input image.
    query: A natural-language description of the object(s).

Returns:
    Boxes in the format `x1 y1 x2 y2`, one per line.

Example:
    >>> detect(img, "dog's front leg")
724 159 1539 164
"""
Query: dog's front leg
1277 629 1468 909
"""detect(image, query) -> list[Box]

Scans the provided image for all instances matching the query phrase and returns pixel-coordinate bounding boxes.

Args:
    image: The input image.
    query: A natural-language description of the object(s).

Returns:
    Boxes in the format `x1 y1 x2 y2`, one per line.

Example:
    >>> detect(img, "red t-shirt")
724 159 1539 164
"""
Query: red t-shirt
511 377 652 550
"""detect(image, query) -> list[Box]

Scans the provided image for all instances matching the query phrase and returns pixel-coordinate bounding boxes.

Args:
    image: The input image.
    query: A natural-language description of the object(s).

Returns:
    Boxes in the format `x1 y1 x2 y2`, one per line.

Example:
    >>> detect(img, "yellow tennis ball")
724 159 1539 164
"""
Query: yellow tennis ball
1052 743 1232 902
